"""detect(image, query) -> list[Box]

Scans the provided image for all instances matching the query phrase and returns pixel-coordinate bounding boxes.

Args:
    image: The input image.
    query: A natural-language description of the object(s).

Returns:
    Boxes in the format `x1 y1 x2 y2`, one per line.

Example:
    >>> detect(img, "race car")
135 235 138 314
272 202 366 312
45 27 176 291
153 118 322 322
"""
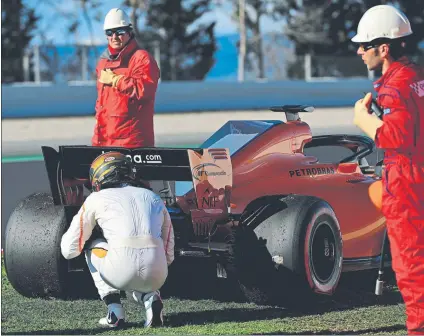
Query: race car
4 105 389 304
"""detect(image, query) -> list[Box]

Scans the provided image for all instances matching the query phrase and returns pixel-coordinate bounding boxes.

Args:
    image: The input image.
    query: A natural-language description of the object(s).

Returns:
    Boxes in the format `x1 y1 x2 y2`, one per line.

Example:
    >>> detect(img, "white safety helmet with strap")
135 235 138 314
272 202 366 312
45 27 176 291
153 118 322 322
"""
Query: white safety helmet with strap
351 5 412 43
104 8 132 31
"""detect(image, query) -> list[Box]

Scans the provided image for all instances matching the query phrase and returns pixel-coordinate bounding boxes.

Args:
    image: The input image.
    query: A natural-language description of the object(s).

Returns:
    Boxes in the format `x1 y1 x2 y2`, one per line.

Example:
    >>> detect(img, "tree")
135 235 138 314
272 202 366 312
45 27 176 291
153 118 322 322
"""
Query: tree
274 0 424 78
229 0 269 79
38 0 103 45
318 0 424 56
271 0 334 78
1 0 38 83
273 0 354 56
122 0 161 69
275 0 424 56
30 0 104 82
122 0 149 38
143 0 217 81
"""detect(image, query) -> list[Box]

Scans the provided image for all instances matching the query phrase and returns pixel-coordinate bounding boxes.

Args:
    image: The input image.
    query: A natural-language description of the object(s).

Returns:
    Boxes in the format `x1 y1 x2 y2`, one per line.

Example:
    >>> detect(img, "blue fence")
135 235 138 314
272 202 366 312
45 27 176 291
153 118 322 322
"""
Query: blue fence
2 79 375 119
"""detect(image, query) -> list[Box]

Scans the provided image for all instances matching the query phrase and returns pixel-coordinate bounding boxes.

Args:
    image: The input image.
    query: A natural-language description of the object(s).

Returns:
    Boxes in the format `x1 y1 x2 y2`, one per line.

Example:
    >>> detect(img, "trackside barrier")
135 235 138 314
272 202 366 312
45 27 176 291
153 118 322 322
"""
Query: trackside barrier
1 79 374 118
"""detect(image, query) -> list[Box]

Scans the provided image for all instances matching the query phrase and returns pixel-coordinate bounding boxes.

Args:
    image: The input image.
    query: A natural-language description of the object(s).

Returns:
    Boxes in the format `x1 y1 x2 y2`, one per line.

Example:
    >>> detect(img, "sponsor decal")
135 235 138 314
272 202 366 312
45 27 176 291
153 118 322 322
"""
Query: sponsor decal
104 156 115 162
289 167 335 178
185 195 220 208
410 80 424 97
208 148 228 161
126 154 162 164
100 151 162 164
383 108 391 115
202 195 219 208
192 163 227 181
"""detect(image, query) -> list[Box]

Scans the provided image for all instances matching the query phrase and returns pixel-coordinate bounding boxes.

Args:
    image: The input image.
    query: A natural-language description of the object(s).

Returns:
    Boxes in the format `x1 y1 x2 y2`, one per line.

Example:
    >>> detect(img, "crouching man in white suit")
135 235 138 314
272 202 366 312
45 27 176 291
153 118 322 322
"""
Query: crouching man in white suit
60 151 174 328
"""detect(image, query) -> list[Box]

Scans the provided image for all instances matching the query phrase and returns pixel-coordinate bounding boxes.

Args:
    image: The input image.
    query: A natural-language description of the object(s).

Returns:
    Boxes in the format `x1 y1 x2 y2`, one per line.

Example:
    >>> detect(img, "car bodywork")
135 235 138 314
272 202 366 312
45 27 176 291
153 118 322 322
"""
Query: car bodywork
41 105 386 276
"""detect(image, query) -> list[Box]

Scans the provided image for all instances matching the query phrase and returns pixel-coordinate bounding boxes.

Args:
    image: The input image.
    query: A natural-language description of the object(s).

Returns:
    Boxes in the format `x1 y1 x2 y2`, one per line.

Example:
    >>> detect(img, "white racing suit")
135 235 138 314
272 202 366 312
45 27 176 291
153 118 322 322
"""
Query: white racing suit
60 185 175 300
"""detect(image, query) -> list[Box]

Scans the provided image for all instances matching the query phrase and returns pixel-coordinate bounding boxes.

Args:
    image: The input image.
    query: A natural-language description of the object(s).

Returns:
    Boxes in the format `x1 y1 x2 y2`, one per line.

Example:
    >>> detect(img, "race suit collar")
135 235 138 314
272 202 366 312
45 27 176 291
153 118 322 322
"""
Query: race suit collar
373 56 411 92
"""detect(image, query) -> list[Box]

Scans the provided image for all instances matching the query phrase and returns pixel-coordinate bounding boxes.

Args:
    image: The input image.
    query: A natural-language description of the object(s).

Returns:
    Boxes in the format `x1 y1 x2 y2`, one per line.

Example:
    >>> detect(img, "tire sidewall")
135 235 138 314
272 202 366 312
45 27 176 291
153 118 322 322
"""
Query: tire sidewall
302 203 343 295
4 193 69 298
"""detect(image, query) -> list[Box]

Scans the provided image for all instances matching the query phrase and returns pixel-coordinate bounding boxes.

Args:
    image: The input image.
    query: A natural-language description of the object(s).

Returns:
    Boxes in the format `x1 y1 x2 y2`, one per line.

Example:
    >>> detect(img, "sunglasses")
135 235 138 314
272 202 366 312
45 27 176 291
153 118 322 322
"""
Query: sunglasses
105 28 129 37
359 42 391 52
359 43 379 51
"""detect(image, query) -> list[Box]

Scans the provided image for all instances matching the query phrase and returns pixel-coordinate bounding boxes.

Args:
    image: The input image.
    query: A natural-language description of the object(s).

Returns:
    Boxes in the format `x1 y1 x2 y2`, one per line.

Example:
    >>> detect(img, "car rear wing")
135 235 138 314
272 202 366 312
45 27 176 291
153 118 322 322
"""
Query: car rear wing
41 146 233 210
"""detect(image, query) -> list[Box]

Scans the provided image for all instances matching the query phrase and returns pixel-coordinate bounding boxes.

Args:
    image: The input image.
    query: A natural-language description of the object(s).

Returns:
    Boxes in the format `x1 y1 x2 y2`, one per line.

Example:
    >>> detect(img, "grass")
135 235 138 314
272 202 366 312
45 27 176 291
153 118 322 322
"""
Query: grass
1 258 407 335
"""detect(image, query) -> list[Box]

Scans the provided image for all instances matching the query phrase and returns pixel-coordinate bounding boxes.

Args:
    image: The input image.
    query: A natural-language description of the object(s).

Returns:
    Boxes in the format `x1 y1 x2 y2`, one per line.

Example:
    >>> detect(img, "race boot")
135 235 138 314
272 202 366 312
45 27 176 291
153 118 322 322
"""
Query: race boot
133 290 164 328
98 294 126 328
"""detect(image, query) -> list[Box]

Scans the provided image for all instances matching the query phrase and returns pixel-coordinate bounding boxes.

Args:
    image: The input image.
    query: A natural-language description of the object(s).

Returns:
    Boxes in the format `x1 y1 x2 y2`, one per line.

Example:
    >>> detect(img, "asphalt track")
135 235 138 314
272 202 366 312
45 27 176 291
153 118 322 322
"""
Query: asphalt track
1 127 382 248
3 107 362 157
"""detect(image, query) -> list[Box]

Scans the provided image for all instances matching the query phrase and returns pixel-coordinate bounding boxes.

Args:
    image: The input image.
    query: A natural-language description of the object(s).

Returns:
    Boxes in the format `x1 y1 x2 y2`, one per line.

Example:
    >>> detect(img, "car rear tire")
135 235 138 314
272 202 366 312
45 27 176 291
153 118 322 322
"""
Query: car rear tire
225 224 278 305
227 195 343 305
4 192 96 299
301 199 343 295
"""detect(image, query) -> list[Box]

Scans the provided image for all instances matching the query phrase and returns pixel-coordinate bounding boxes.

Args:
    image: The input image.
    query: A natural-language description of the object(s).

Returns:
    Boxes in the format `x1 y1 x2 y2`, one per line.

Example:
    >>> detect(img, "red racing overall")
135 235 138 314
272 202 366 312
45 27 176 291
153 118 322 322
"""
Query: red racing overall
93 39 160 148
374 56 424 334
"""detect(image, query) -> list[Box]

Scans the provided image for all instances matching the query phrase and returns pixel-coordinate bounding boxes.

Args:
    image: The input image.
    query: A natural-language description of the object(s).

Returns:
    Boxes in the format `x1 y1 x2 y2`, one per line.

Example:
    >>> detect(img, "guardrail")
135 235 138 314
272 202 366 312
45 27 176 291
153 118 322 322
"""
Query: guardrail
2 78 375 118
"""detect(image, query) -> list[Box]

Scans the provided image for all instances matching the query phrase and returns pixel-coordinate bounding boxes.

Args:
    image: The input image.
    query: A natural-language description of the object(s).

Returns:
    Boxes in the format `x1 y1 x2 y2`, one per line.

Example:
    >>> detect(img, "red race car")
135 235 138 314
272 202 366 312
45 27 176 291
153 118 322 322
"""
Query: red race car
4 105 389 304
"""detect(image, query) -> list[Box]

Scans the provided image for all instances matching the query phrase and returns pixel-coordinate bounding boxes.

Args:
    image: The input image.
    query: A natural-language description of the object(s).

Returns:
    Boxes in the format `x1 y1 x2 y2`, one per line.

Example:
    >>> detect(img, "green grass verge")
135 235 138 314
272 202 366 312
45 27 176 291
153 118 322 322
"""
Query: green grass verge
2 259 407 335
1 155 44 163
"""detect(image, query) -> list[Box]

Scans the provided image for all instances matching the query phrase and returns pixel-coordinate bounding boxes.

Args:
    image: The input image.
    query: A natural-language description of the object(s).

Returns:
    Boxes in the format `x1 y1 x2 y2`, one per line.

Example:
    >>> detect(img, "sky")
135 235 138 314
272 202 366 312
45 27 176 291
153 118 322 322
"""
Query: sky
26 0 284 45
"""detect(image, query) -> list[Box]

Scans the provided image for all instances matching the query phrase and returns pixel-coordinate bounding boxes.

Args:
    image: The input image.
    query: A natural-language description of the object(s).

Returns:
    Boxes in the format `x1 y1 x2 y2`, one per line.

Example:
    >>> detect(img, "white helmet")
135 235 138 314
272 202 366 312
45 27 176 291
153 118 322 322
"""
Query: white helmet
351 5 412 43
104 8 132 31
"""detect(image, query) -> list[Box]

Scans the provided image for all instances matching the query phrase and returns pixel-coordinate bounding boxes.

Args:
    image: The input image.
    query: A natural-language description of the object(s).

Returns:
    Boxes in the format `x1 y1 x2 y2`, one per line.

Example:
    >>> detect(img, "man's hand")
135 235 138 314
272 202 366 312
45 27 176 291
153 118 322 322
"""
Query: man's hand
99 69 124 88
354 92 384 140
354 92 372 125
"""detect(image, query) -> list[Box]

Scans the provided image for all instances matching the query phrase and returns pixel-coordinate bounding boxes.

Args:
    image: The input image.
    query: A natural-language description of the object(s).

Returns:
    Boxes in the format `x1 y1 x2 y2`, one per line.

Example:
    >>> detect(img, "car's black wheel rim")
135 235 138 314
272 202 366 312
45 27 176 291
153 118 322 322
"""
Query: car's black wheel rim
310 221 336 283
